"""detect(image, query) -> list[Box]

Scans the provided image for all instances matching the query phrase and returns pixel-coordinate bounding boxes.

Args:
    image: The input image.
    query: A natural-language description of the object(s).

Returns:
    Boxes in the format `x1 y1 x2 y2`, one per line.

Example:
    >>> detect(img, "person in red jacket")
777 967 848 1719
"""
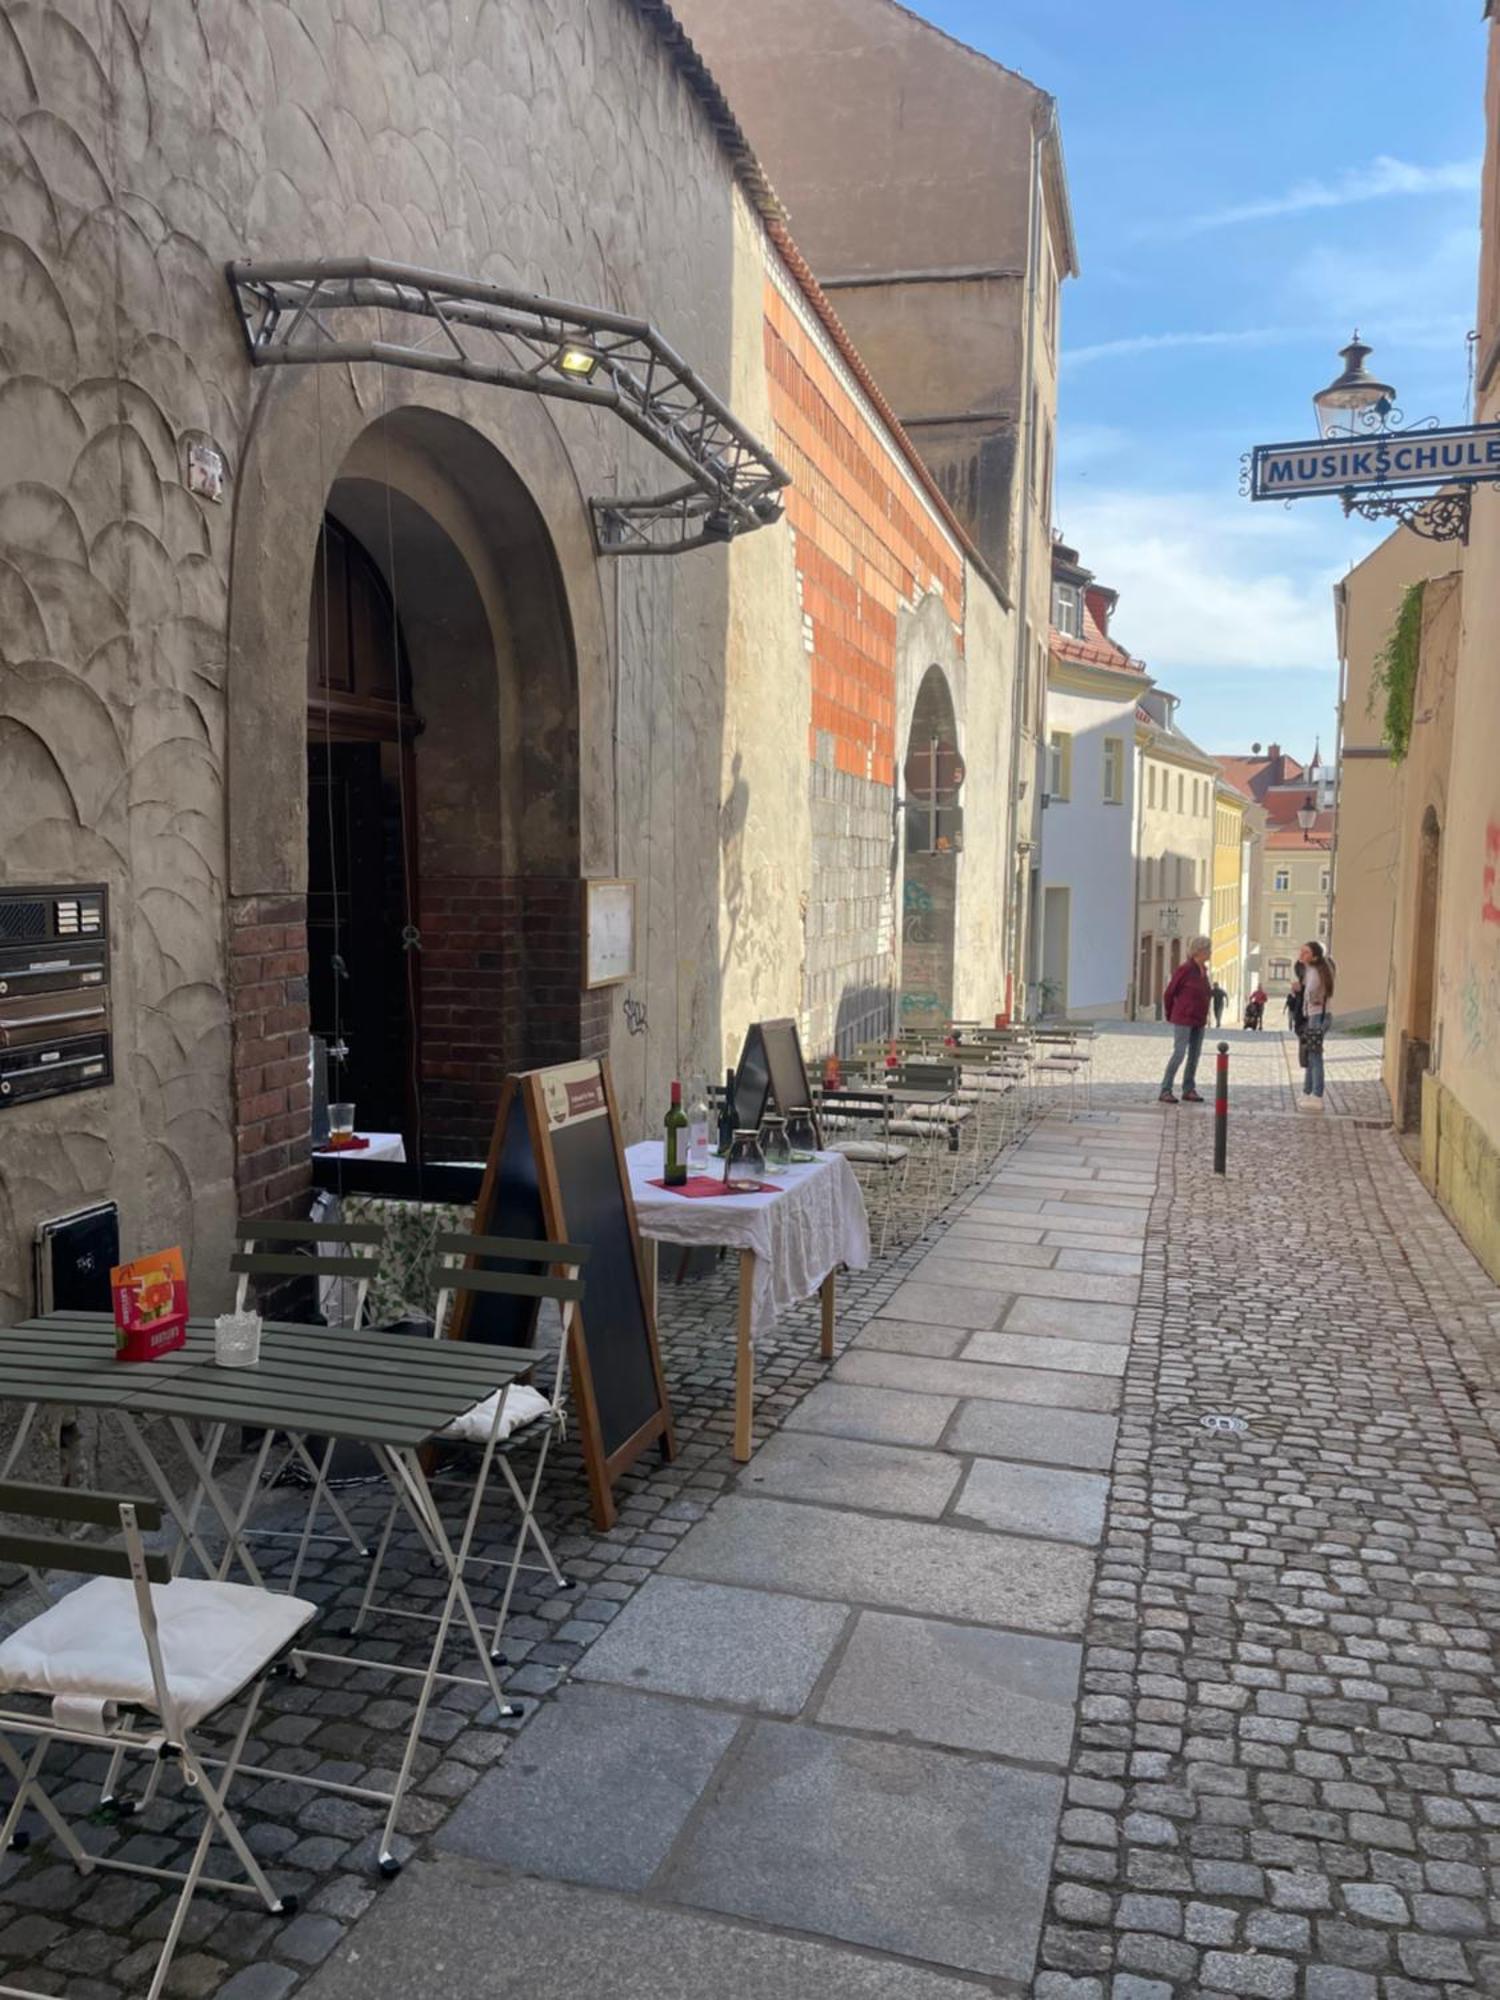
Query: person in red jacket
1159 935 1214 1104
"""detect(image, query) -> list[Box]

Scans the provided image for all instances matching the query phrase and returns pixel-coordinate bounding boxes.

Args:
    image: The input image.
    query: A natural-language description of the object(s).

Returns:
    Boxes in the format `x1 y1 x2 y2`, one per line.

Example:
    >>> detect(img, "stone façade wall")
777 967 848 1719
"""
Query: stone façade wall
0 0 738 1319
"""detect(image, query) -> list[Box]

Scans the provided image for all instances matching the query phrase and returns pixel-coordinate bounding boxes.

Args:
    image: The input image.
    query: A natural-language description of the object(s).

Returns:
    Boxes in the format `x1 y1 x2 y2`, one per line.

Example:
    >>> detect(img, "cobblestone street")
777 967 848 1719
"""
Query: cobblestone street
1 1027 1497 2000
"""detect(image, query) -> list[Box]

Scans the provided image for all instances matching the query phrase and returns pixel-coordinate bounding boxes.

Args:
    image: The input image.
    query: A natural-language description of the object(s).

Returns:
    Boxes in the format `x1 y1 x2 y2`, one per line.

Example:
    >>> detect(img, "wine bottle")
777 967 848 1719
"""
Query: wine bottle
664 1079 688 1187
717 1067 737 1155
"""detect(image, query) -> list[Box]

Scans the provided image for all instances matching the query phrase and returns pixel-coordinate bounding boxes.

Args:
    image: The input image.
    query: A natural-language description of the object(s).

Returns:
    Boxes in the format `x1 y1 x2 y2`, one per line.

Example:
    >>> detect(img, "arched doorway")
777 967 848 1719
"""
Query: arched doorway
1401 804 1441 1133
900 666 963 1031
302 410 583 1162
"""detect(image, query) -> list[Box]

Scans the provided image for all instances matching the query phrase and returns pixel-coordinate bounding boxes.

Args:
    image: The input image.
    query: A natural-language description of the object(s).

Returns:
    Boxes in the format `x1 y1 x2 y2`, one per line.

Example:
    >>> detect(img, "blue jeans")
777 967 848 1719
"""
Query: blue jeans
1303 1011 1330 1096
1161 1024 1204 1095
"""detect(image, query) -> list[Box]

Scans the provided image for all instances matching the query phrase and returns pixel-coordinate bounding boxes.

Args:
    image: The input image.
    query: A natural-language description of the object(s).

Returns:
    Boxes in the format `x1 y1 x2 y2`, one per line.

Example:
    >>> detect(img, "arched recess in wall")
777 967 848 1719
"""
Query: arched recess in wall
900 663 963 1031
1402 802 1443 1134
226 391 596 1179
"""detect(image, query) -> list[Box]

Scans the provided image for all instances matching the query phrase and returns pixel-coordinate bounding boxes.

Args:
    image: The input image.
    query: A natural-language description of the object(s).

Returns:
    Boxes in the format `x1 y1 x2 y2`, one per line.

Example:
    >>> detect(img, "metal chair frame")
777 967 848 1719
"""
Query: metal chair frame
0 1482 308 2000
351 1231 588 1667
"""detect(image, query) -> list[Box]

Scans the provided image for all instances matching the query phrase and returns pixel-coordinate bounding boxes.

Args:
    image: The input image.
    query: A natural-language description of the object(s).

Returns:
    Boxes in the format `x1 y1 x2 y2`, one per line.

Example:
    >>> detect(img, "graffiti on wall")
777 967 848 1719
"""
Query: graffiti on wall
1482 820 1500 927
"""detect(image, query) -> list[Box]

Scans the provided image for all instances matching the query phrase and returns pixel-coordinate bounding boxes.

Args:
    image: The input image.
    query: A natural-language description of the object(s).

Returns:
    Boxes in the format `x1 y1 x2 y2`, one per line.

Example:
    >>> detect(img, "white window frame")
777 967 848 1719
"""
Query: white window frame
1102 736 1124 804
1273 908 1291 938
1048 731 1072 803
1051 581 1083 638
1273 868 1290 893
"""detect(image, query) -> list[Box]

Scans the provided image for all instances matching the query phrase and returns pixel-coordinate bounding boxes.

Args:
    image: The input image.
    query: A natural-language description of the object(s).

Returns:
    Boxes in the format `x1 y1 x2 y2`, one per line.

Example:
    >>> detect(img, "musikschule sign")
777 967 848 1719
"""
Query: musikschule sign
1250 422 1500 502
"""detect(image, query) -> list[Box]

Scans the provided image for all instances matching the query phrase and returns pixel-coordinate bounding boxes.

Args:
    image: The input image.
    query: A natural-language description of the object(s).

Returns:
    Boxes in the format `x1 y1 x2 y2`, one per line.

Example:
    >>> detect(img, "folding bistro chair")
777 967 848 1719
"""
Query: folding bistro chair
224 1215 386 1581
0 1481 314 2000
352 1231 587 1666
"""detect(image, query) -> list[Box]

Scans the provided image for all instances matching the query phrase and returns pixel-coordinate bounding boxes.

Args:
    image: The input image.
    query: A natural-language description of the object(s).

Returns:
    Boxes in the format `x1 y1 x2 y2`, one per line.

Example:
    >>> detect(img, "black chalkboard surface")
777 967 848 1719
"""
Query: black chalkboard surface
454 1059 675 1528
737 1017 821 1145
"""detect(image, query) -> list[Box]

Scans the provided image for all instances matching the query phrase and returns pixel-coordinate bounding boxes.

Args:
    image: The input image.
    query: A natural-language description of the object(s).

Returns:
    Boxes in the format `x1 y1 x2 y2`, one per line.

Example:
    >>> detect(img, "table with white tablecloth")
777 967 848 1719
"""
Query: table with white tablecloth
624 1142 871 1461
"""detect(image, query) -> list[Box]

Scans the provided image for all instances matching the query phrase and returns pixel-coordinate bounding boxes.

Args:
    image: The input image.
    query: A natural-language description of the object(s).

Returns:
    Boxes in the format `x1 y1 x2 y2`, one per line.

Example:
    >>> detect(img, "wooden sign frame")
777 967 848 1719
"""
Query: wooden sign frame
583 878 636 989
454 1057 675 1528
737 1016 822 1146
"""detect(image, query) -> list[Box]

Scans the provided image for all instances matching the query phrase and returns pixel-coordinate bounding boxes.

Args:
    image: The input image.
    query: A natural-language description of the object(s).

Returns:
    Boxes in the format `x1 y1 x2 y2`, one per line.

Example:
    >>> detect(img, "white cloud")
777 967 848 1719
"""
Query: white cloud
1151 155 1480 239
1063 326 1304 370
1055 486 1372 680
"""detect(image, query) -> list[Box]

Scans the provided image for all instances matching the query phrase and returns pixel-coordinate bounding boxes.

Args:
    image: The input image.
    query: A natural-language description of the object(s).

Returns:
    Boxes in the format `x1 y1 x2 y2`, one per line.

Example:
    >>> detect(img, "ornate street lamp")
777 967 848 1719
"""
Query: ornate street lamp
1297 795 1330 848
1312 335 1396 439
1244 332 1499 544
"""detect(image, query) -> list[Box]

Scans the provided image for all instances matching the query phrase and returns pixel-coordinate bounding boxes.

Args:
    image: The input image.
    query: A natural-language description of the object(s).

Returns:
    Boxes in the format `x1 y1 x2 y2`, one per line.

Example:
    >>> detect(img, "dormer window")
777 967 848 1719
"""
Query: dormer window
1051 581 1084 638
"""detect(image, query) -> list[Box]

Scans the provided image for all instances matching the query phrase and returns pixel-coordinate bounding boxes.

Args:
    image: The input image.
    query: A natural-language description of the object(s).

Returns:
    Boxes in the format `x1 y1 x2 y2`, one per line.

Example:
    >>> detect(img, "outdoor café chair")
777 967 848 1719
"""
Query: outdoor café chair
0 1481 314 2000
816 1084 914 1257
350 1230 587 1666
227 1215 385 1582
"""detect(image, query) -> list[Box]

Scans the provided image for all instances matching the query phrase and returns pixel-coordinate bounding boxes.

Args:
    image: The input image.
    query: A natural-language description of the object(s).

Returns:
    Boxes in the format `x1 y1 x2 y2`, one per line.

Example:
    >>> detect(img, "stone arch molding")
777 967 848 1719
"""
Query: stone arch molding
225 366 606 900
894 590 966 766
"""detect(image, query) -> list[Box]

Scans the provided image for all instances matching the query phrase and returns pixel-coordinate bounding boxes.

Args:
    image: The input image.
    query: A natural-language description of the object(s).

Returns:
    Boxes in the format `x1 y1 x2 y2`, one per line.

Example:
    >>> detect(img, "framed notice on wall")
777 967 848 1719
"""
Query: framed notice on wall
584 878 636 989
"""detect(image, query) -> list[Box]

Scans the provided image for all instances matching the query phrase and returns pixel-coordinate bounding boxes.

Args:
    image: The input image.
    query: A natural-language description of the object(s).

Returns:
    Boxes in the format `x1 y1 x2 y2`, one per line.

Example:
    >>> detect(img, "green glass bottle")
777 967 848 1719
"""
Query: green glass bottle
664 1078 688 1186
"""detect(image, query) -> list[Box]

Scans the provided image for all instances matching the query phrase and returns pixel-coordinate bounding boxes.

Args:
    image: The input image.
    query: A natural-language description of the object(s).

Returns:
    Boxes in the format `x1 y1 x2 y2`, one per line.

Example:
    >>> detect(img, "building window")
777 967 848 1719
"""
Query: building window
1270 958 1291 982
1176 772 1184 813
1048 731 1072 802
1317 911 1330 939
1273 908 1290 938
1052 581 1083 638
1273 867 1290 893
1102 736 1124 804
1320 868 1331 894
1148 765 1157 809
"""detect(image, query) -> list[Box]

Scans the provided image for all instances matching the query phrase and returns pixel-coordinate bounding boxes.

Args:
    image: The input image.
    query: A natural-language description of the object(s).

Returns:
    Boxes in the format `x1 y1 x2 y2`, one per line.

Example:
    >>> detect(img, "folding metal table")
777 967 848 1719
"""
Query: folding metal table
0 1314 535 1869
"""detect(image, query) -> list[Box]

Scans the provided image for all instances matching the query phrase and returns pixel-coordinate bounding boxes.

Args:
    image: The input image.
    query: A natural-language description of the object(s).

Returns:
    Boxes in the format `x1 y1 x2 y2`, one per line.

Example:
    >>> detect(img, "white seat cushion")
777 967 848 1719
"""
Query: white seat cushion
441 1382 552 1445
829 1138 910 1164
0 1577 316 1729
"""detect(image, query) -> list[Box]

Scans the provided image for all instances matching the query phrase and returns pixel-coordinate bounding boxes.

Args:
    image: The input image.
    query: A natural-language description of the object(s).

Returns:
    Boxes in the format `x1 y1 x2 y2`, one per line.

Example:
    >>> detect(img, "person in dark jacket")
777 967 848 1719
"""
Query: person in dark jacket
1159 935 1213 1104
1211 981 1227 1027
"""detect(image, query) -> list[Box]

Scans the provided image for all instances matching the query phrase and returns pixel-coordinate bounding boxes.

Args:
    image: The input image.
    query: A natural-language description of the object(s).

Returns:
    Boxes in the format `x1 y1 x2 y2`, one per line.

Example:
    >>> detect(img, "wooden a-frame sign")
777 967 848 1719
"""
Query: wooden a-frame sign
451 1058 676 1529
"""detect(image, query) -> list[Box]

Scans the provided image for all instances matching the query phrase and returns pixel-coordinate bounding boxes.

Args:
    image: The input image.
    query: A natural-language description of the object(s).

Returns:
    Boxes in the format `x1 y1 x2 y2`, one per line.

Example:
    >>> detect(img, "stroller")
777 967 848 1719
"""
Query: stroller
1243 994 1266 1031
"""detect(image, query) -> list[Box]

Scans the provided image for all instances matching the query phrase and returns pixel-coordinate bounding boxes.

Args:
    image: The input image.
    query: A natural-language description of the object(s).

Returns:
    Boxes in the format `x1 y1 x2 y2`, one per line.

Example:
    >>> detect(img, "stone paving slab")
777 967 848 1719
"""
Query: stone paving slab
663 1719 1063 1980
897 1260 1139 1305
815 1610 1082 1764
850 1317 971 1358
960 1329 1128 1376
1042 1227 1148 1254
1054 1246 1142 1276
574 1577 848 1715
1005 1296 1136 1342
299 1862 992 2000
910 1239 1059 1274
942 1217 1048 1245
950 1457 1108 1545
739 1429 963 1519
433 1685 737 1890
944 1399 1119 1471
835 1346 1122 1412
784 1381 956 1446
662 1495 1093 1632
876 1278 1010 1327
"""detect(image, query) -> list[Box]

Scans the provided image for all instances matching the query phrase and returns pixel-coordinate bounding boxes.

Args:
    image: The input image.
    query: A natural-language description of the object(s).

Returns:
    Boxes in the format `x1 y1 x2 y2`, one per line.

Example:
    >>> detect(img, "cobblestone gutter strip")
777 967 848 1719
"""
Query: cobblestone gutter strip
1039 1107 1500 2000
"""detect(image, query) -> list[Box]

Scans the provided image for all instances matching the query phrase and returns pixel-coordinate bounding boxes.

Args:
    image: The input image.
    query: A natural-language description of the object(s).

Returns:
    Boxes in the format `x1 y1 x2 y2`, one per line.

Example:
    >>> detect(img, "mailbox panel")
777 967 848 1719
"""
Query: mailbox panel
0 887 113 1108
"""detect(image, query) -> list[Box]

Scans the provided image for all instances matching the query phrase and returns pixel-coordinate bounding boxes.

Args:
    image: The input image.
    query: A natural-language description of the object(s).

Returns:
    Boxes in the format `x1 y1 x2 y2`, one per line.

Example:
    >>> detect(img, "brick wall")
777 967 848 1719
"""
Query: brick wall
420 876 609 1158
229 895 312 1220
763 276 965 1054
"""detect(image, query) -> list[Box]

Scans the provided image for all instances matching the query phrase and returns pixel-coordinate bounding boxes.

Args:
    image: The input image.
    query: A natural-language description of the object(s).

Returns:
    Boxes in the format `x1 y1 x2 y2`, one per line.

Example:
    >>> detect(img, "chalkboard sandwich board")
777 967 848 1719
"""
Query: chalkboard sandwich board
735 1017 822 1146
454 1058 676 1529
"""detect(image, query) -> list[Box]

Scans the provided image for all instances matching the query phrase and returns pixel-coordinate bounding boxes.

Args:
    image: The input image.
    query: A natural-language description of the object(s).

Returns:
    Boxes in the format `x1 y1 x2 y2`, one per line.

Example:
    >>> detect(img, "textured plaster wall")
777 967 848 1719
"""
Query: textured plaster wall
715 195 810 1070
0 0 737 1321
1332 529 1457 1021
1037 671 1137 1017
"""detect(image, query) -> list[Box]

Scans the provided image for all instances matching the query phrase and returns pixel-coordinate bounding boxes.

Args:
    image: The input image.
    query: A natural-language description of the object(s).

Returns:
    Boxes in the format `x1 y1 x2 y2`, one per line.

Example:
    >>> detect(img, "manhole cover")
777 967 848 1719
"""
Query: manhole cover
1201 1412 1248 1435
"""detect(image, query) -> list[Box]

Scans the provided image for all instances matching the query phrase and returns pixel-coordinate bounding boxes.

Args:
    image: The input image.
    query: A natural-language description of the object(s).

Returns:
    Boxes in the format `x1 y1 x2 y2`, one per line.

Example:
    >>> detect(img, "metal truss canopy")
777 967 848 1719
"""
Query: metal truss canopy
226 257 790 555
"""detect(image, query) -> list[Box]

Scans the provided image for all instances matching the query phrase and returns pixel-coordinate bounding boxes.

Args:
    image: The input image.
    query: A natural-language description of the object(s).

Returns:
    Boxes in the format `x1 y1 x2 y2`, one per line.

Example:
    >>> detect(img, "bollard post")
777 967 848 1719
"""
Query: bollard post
1213 1041 1229 1175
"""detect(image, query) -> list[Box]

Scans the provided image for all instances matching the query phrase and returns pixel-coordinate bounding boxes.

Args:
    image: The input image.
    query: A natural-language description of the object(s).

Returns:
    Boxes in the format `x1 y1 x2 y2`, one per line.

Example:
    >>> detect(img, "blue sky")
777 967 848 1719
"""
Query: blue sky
911 0 1485 762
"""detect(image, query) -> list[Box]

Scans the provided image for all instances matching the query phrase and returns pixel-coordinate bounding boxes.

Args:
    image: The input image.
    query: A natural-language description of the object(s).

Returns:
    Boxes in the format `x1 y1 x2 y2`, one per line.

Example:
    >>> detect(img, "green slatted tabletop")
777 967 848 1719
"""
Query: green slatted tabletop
0 1315 533 1448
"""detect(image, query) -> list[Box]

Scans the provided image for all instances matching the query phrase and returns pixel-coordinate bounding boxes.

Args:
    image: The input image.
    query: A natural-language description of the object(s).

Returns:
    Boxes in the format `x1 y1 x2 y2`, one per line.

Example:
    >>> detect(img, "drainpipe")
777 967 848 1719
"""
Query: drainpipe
1004 102 1048 1018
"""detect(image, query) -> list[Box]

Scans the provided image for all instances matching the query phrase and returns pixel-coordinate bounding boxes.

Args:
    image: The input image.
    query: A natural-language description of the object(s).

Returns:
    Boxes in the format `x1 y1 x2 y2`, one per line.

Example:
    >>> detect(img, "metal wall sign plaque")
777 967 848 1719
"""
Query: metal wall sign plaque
1250 422 1500 502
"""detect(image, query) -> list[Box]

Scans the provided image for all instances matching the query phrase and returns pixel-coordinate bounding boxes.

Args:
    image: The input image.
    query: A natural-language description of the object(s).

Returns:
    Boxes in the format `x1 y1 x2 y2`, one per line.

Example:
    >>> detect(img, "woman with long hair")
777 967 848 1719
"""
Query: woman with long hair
1298 941 1335 1110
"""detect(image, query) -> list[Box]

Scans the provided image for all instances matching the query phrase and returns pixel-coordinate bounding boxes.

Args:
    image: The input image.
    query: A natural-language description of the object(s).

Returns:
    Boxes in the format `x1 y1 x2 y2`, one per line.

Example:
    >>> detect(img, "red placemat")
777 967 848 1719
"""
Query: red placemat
319 1134 370 1152
647 1175 780 1198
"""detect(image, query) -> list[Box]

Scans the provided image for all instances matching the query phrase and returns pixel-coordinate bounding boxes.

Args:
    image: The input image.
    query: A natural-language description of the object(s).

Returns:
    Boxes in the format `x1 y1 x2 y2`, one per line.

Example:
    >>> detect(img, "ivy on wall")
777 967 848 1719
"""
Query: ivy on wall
1368 581 1424 763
